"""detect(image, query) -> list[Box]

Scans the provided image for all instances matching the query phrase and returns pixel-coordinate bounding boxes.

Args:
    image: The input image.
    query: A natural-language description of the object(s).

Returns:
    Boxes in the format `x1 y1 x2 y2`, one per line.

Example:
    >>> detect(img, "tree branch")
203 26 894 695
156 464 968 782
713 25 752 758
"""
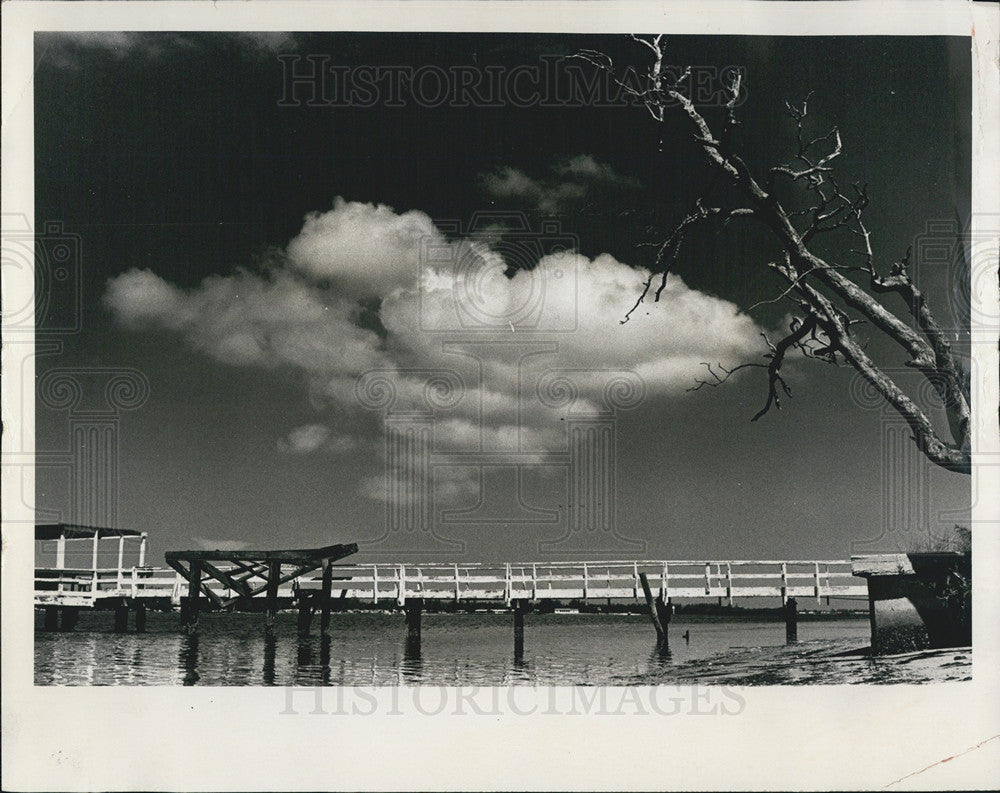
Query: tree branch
582 36 972 472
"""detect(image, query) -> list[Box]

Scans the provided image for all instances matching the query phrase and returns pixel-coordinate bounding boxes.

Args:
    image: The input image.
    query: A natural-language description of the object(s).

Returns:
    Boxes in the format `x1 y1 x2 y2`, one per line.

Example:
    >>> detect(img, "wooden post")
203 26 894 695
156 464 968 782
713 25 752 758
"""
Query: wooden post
135 602 147 633
655 594 673 629
114 602 129 633
43 606 59 631
91 531 99 571
265 560 281 636
138 533 147 567
59 607 78 632
56 532 66 571
784 597 798 643
867 588 879 656
262 635 276 686
726 562 734 607
320 561 334 636
780 562 789 605
513 599 528 658
639 573 665 641
404 598 423 654
814 562 822 604
297 594 313 637
180 633 200 686
117 535 125 589
183 560 202 634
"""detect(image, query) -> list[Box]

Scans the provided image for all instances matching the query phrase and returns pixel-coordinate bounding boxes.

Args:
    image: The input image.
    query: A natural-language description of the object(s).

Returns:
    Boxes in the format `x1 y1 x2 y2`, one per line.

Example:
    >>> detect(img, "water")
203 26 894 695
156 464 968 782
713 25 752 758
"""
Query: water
34 610 969 686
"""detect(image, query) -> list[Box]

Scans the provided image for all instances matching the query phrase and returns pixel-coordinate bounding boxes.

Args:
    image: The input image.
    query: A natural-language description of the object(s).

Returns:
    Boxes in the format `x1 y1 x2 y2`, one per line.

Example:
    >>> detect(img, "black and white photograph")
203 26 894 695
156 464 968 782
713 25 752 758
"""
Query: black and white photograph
3 1 999 790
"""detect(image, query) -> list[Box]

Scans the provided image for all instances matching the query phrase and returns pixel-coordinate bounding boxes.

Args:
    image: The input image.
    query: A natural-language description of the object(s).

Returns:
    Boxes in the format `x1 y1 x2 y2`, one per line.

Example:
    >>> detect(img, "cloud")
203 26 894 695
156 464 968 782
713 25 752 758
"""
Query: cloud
277 424 358 455
554 154 641 187
285 197 441 298
37 32 298 70
191 538 251 551
480 156 640 215
105 196 769 503
105 266 388 373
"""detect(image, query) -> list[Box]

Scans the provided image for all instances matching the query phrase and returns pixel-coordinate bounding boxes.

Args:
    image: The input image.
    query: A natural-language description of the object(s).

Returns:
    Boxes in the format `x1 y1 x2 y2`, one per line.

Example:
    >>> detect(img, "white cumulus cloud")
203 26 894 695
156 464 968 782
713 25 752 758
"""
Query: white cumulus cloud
105 196 769 503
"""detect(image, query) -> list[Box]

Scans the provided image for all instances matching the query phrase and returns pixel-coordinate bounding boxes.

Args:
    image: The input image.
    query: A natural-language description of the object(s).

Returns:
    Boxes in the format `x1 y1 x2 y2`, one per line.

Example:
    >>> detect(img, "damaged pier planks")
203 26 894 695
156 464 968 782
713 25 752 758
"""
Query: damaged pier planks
164 543 358 634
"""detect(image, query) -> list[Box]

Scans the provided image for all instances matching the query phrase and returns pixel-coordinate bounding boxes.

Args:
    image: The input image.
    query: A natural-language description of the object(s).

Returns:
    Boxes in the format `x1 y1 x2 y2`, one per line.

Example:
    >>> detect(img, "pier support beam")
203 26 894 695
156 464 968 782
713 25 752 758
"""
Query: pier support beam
265 561 281 637
513 599 529 659
43 606 59 631
297 595 313 637
405 598 423 655
639 573 665 641
320 561 334 636
59 607 79 632
135 603 147 633
113 603 129 633
784 597 798 643
182 560 202 634
655 595 673 630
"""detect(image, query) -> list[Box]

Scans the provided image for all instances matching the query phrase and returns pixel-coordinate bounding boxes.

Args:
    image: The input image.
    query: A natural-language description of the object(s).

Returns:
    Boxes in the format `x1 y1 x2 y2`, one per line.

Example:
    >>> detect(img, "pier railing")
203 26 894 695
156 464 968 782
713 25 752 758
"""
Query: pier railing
34 559 867 608
299 559 867 605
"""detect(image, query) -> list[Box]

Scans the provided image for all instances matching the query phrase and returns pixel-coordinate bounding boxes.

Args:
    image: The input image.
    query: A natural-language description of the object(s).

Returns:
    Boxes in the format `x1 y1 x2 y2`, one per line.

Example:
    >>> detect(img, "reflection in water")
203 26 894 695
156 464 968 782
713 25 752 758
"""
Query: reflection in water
297 637 313 669
263 635 277 686
319 635 332 685
401 636 423 684
509 653 532 683
180 634 200 686
291 635 334 686
649 639 673 667
35 611 911 686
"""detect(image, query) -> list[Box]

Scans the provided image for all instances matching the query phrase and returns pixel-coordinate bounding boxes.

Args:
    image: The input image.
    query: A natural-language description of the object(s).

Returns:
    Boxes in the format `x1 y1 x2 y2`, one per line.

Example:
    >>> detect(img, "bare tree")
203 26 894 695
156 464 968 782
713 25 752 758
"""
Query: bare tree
576 36 971 474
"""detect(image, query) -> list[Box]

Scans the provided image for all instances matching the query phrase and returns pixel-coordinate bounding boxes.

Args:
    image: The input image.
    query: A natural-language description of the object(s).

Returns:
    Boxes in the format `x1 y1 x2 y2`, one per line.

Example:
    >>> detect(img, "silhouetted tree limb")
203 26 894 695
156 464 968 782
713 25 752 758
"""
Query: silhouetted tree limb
576 36 972 474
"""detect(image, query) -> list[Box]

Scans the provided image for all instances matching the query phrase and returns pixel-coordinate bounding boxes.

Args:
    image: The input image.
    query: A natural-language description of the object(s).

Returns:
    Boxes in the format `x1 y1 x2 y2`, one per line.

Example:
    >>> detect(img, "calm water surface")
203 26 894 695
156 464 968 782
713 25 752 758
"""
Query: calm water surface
34 611 969 686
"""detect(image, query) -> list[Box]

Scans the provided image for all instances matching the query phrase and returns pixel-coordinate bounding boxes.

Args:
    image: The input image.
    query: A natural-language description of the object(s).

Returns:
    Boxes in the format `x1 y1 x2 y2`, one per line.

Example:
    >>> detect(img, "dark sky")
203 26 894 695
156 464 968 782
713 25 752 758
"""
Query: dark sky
33 32 971 563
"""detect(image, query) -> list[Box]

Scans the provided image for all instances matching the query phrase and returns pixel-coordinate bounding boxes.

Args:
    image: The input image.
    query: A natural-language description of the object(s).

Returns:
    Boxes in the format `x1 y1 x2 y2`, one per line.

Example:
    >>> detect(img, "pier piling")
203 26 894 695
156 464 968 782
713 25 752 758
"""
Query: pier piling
43 606 59 632
182 560 202 634
59 608 80 633
639 573 665 641
297 595 313 637
135 602 147 633
405 598 423 654
513 599 529 658
784 597 798 643
320 561 334 636
113 604 129 633
265 561 281 637
655 595 673 630
60 607 79 632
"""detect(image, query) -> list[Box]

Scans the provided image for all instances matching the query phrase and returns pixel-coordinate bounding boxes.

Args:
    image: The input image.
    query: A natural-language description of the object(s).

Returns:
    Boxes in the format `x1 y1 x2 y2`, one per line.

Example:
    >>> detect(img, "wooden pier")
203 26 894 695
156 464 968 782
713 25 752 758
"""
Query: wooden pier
164 543 358 636
35 528 867 651
34 523 152 632
291 559 867 605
